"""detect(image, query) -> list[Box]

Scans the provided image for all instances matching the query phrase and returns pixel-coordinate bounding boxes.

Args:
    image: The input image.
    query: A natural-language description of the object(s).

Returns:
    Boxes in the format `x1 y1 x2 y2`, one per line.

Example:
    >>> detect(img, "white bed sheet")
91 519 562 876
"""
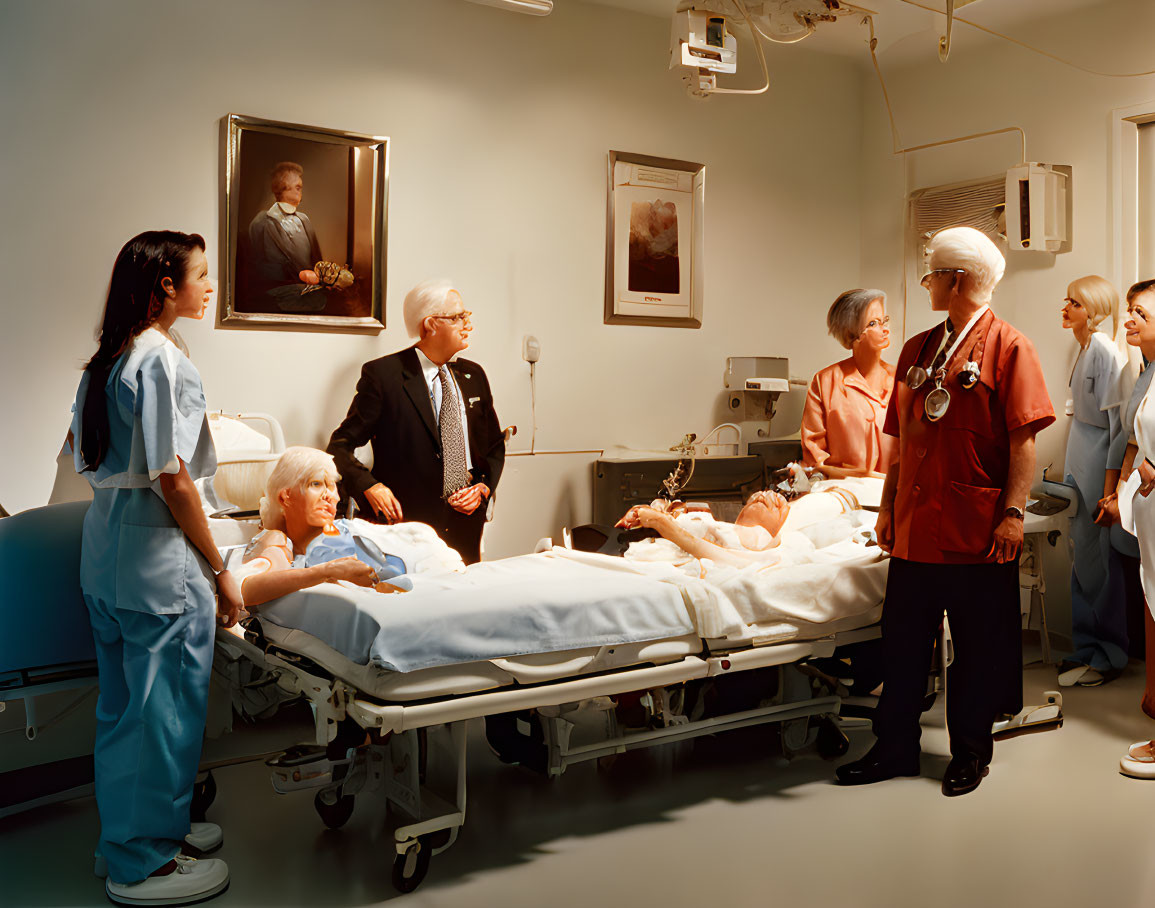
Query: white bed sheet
254 513 888 672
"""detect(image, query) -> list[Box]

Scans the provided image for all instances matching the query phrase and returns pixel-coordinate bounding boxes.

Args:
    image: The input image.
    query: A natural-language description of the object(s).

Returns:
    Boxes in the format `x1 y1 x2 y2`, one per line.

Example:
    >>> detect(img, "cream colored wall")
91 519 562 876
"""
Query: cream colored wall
0 0 866 556
857 0 1155 635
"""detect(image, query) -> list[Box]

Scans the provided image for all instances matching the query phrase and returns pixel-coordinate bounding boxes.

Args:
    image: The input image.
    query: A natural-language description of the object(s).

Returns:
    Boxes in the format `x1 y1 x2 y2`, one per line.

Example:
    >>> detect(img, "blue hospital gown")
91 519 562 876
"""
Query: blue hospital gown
71 327 219 884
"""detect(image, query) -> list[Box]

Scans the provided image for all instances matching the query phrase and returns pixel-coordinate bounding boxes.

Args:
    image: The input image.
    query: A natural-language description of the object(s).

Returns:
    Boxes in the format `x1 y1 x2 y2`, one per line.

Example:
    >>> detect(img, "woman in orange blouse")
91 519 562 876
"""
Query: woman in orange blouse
801 288 897 477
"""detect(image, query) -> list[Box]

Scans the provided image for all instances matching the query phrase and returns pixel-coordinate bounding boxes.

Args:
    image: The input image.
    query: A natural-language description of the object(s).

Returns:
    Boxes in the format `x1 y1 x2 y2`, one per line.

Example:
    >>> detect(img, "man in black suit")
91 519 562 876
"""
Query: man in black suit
327 280 504 564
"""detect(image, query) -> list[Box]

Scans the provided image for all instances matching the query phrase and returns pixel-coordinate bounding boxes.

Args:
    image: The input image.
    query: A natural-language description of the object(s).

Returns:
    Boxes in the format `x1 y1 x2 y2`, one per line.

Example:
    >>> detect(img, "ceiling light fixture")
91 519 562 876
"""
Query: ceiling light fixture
464 0 553 15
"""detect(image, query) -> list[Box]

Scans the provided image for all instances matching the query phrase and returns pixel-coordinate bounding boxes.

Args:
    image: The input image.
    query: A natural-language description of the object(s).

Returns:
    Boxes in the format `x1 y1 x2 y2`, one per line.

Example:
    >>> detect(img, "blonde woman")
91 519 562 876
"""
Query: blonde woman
1059 275 1127 686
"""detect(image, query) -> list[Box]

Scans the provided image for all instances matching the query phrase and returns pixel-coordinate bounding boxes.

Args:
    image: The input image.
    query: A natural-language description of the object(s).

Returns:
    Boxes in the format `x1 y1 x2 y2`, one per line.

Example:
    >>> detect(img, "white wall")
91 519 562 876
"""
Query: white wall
857 0 1155 633
0 0 865 556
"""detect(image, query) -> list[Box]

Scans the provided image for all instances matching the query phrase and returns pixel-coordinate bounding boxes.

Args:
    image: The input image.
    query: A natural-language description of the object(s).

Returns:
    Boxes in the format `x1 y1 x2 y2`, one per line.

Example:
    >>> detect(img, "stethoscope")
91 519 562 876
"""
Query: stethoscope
904 305 990 422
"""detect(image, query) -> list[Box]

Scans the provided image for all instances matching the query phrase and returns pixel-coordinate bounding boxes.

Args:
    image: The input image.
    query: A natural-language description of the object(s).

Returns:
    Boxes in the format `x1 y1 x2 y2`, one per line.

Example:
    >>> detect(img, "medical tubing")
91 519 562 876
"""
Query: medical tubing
895 0 1155 78
709 0 770 96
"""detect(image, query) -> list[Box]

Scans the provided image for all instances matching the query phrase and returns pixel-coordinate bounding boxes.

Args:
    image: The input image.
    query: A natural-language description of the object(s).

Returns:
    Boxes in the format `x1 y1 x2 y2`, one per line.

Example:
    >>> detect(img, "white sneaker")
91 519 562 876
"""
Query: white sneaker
94 824 224 878
106 855 229 906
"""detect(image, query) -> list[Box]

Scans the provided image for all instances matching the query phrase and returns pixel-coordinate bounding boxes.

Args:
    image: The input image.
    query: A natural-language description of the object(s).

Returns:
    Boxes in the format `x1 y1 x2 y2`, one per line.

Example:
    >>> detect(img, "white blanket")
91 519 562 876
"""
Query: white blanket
252 500 887 670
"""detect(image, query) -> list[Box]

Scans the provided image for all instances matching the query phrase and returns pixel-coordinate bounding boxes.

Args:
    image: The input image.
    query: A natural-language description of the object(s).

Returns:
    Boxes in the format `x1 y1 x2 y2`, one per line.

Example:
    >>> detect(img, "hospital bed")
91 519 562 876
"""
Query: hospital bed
205 496 890 893
0 416 891 893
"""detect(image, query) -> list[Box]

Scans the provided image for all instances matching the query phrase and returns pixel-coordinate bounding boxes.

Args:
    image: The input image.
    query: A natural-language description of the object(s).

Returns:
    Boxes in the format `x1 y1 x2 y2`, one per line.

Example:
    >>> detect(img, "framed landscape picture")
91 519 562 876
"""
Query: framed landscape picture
604 150 705 328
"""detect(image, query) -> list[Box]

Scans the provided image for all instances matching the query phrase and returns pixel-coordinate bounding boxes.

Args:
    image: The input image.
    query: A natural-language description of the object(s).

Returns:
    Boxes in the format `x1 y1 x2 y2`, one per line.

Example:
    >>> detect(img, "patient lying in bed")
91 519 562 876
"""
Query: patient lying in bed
234 447 414 607
615 480 879 572
616 491 790 567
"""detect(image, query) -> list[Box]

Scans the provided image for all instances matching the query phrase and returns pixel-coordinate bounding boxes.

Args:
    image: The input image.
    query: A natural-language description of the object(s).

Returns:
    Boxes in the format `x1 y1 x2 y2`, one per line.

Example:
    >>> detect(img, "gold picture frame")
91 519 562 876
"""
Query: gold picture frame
220 113 389 331
604 150 705 328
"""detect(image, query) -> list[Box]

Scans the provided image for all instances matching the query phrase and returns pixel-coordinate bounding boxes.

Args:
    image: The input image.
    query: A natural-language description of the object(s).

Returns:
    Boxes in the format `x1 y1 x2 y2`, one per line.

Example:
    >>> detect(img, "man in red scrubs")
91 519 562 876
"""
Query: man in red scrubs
836 226 1055 796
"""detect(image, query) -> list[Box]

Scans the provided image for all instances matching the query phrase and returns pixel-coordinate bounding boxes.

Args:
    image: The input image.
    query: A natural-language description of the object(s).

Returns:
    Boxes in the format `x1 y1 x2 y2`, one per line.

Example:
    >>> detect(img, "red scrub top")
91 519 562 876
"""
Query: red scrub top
883 310 1055 564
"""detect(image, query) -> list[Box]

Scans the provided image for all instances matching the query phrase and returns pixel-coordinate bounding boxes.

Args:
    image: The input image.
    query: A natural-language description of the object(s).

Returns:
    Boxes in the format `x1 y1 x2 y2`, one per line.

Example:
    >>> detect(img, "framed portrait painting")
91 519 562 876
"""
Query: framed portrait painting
220 113 389 330
604 151 705 328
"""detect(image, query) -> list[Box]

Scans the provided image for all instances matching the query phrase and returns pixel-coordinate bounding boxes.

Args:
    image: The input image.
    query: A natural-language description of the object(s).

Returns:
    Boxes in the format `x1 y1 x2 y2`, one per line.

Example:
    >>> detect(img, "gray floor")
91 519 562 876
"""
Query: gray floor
2 660 1153 908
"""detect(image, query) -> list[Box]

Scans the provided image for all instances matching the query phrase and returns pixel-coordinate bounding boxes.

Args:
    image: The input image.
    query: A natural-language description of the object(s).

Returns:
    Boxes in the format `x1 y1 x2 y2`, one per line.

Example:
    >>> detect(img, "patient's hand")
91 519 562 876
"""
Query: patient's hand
366 483 403 523
448 483 489 516
632 506 676 534
324 556 377 587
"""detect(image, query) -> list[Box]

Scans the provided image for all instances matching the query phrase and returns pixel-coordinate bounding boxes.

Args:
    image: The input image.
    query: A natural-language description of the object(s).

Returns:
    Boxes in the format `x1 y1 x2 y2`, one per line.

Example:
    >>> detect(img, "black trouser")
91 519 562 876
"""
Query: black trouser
872 558 1022 765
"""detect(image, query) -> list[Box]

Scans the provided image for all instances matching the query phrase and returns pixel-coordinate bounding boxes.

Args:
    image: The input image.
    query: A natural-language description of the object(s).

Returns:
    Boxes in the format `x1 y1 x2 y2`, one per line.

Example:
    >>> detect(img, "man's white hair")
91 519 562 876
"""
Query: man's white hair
926 226 1006 303
259 446 340 530
403 279 460 339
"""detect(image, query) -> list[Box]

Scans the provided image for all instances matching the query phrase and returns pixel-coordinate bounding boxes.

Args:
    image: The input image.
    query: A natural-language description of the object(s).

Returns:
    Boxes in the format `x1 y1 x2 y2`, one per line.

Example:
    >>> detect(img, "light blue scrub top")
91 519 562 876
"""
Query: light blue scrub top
1065 332 1124 506
72 328 217 612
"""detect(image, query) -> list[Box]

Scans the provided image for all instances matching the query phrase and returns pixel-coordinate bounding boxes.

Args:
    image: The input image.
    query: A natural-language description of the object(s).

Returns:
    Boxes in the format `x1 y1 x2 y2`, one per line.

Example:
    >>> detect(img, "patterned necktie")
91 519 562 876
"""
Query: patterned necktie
437 366 470 498
930 320 957 373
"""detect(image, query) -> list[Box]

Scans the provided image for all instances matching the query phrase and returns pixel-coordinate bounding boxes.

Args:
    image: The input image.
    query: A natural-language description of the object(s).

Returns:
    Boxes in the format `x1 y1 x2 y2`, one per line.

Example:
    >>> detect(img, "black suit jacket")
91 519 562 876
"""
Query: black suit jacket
327 346 505 563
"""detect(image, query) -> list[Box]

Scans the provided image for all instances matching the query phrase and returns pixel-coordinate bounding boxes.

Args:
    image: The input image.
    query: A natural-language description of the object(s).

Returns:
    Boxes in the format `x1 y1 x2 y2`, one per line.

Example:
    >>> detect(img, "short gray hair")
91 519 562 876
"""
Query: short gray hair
259 446 339 530
827 288 886 349
403 279 460 339
926 226 1005 303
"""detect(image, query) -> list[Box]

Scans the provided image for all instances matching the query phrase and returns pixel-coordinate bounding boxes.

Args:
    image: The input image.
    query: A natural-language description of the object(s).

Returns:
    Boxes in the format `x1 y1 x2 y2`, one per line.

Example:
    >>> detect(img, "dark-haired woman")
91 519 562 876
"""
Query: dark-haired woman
70 231 241 906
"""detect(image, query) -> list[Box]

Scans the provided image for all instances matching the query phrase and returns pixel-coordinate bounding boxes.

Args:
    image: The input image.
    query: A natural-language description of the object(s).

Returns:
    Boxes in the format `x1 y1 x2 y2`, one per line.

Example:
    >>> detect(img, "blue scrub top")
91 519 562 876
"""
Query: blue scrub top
71 328 217 611
1065 331 1125 505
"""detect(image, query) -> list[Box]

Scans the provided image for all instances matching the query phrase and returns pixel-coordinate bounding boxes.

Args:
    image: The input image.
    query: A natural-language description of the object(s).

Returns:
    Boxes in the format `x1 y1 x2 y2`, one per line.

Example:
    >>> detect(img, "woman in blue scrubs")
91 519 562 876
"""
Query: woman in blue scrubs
71 231 243 906
1059 275 1127 686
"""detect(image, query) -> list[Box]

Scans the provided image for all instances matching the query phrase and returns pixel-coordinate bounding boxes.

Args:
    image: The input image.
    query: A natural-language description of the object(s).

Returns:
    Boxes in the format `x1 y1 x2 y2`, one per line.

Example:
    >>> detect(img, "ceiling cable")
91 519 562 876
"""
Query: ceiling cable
862 12 1026 162
896 0 1155 78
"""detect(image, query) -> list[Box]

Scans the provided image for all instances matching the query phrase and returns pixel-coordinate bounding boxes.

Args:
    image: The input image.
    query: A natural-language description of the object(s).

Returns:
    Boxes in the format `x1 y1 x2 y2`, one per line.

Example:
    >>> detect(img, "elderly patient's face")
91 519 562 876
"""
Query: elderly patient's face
281 473 339 528
735 490 789 537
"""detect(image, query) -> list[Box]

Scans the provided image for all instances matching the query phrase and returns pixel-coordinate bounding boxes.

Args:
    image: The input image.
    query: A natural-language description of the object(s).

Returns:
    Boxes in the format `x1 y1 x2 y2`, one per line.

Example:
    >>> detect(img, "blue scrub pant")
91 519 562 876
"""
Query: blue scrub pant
1068 483 1129 671
84 591 214 884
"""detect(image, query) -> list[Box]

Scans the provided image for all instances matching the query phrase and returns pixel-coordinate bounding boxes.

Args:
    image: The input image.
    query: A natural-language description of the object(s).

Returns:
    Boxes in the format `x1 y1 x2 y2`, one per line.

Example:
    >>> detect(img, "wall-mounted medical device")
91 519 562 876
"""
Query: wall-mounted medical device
1005 163 1072 253
724 356 790 453
670 8 738 96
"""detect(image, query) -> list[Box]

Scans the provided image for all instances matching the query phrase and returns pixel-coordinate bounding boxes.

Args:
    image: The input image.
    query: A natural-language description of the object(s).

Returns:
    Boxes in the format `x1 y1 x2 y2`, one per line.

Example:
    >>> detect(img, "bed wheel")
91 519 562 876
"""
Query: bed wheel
816 720 850 760
313 790 355 829
191 771 217 823
392 836 433 893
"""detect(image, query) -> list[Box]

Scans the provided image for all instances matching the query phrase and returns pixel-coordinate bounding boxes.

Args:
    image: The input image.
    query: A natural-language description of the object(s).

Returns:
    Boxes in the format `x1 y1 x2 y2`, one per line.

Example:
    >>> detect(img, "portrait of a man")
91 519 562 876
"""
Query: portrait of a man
246 162 325 312
223 114 388 330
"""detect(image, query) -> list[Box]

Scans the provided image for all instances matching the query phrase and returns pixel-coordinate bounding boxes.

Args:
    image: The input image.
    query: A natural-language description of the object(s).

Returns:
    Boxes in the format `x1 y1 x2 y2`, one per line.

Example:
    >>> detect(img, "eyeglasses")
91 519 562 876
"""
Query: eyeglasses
431 310 472 324
920 269 966 288
1062 297 1082 307
861 316 891 333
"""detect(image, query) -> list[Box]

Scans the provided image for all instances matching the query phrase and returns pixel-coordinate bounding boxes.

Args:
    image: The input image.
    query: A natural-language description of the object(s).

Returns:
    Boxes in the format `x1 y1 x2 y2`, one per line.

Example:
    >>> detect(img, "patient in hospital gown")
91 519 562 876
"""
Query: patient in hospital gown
233 447 462 608
616 480 878 576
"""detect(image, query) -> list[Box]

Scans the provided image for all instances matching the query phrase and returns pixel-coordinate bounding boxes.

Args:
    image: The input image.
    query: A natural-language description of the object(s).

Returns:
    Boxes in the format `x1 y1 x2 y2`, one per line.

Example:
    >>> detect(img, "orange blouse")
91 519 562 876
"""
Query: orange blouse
801 358 897 474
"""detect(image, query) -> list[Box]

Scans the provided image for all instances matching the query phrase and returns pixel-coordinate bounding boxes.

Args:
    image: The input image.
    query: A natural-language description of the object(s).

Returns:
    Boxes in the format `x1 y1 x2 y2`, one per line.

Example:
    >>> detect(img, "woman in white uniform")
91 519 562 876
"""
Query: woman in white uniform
71 231 243 906
1116 280 1155 777
1059 275 1127 686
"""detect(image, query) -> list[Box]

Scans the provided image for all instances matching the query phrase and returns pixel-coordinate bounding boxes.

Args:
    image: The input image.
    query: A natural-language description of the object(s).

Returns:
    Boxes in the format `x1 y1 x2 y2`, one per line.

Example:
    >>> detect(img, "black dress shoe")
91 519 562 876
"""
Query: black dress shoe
941 756 989 797
835 749 920 785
